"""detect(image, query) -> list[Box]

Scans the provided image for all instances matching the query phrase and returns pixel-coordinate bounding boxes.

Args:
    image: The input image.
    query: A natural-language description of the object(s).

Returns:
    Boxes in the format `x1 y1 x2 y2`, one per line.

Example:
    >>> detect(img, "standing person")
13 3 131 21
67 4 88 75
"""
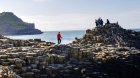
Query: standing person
95 19 98 27
57 32 62 44
100 18 103 26
106 19 110 24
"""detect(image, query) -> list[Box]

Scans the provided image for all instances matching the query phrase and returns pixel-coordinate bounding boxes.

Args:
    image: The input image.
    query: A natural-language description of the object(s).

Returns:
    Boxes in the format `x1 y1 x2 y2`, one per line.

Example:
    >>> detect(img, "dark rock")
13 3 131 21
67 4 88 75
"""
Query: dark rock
74 23 140 49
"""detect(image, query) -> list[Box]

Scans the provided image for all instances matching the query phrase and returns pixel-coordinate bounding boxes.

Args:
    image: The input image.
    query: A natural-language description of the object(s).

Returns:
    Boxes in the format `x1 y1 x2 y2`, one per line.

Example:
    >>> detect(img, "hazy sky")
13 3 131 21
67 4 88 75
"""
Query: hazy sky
0 0 140 31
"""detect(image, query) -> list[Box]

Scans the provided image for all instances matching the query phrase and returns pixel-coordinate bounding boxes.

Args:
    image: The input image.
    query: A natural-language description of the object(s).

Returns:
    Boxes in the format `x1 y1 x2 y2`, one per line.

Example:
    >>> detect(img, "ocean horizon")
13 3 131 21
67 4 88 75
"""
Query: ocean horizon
5 30 86 44
5 29 140 44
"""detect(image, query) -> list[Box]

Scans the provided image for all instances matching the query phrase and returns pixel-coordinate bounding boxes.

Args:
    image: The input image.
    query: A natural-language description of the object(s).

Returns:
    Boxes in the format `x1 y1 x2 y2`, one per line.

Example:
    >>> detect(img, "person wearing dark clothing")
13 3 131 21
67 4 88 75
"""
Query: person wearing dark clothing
97 17 103 26
100 19 103 25
57 32 62 44
106 19 110 24
95 19 99 26
95 17 104 27
98 18 101 26
116 21 118 25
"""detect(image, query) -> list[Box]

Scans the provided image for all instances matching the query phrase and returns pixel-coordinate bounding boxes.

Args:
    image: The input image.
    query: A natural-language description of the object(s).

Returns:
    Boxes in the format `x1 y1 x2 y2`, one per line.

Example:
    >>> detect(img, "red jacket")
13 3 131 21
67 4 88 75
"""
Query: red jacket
57 33 61 39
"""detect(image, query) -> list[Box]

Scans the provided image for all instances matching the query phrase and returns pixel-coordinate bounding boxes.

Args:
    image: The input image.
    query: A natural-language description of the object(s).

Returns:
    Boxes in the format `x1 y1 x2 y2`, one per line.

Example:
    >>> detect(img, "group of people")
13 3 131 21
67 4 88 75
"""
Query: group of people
95 18 111 27
95 18 104 26
56 18 112 44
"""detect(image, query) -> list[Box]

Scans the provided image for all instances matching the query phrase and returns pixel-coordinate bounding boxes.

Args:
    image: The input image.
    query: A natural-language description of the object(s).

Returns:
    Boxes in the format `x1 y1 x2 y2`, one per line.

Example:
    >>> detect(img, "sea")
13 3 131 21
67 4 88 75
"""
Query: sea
5 30 86 44
5 29 140 44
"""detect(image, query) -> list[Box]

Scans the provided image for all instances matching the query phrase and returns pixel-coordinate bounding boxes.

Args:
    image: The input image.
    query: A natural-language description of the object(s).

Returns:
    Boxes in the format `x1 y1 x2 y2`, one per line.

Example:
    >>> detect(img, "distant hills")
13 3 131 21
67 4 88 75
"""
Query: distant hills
0 12 42 35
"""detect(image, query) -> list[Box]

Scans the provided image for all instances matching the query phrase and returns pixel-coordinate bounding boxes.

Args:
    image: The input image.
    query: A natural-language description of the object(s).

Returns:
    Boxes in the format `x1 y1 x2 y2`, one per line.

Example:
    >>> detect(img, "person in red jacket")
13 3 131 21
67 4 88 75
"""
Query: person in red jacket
57 32 62 44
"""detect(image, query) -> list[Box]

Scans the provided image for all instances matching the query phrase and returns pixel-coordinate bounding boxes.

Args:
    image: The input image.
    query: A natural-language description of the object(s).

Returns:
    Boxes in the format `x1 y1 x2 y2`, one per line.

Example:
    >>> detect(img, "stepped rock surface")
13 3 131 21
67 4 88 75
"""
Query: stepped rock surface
0 12 42 35
73 23 140 49
0 23 140 78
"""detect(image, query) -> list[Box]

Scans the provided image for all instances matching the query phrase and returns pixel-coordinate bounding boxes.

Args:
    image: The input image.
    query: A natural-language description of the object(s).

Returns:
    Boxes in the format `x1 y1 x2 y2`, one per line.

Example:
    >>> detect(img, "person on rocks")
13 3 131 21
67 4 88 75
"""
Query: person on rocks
100 18 103 26
106 19 110 24
98 18 101 26
95 19 99 27
98 17 103 26
116 21 119 25
57 32 62 44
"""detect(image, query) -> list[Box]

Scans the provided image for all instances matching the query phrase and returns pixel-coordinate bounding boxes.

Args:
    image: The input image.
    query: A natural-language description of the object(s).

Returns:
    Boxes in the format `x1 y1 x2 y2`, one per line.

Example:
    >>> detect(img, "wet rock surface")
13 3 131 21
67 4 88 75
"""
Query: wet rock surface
0 23 140 78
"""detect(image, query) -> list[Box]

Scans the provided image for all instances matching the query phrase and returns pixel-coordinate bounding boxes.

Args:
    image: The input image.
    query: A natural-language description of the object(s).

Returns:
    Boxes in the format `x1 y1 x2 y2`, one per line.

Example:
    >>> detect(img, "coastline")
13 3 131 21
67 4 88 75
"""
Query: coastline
0 24 140 78
5 30 86 44
4 29 140 44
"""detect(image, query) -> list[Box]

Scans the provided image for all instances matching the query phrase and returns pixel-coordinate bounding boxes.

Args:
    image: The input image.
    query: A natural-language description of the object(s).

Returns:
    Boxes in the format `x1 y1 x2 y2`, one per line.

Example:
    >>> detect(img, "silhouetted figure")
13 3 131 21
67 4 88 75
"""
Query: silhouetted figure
57 32 62 44
95 19 99 26
98 18 101 26
100 19 103 25
106 19 110 24
116 21 118 25
98 17 104 26
95 17 104 27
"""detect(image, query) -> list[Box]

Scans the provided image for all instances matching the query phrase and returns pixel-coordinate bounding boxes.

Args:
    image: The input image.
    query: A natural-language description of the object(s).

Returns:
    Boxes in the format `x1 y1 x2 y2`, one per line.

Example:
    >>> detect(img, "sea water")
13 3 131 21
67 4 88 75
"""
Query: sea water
4 29 140 44
5 30 86 44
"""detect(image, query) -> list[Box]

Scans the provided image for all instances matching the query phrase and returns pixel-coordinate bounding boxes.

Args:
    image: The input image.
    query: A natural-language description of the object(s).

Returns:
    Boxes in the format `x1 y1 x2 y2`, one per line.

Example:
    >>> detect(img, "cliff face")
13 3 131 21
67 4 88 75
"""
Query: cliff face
0 12 42 35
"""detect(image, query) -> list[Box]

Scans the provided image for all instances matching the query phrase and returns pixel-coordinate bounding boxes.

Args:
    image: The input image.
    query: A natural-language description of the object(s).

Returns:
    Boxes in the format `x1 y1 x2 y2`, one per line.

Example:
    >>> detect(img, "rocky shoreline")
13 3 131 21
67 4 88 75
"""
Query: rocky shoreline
0 23 140 78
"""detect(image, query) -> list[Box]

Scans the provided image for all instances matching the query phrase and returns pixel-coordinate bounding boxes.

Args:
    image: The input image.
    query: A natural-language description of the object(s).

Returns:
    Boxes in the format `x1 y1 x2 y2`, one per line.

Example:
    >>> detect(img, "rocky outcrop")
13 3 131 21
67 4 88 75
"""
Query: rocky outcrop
0 12 42 35
0 23 140 78
73 23 140 49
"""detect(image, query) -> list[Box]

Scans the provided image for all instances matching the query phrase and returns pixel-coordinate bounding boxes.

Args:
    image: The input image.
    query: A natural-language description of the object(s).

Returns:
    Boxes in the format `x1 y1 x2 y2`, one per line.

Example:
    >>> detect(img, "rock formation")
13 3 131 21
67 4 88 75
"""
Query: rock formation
73 23 140 49
0 12 42 35
0 23 140 78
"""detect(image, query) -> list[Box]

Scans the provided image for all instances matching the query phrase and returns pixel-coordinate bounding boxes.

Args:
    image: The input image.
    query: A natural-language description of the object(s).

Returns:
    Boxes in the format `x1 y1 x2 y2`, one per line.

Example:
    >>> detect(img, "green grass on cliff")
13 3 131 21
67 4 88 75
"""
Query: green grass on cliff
0 12 33 30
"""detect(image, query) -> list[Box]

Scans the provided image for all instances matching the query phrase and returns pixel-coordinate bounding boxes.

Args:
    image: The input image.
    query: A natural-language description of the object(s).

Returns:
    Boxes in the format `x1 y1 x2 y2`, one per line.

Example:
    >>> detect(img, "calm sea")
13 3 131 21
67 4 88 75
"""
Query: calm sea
5 29 140 44
5 30 86 44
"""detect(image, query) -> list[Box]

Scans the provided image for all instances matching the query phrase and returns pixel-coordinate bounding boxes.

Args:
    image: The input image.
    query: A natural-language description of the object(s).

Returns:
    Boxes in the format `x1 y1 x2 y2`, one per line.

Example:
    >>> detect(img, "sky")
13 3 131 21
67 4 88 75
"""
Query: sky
0 0 140 31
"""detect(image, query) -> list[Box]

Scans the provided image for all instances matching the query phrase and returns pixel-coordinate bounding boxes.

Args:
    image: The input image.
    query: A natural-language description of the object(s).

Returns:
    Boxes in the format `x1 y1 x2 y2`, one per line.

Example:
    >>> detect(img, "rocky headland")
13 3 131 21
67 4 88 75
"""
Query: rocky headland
0 23 140 78
0 12 42 35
